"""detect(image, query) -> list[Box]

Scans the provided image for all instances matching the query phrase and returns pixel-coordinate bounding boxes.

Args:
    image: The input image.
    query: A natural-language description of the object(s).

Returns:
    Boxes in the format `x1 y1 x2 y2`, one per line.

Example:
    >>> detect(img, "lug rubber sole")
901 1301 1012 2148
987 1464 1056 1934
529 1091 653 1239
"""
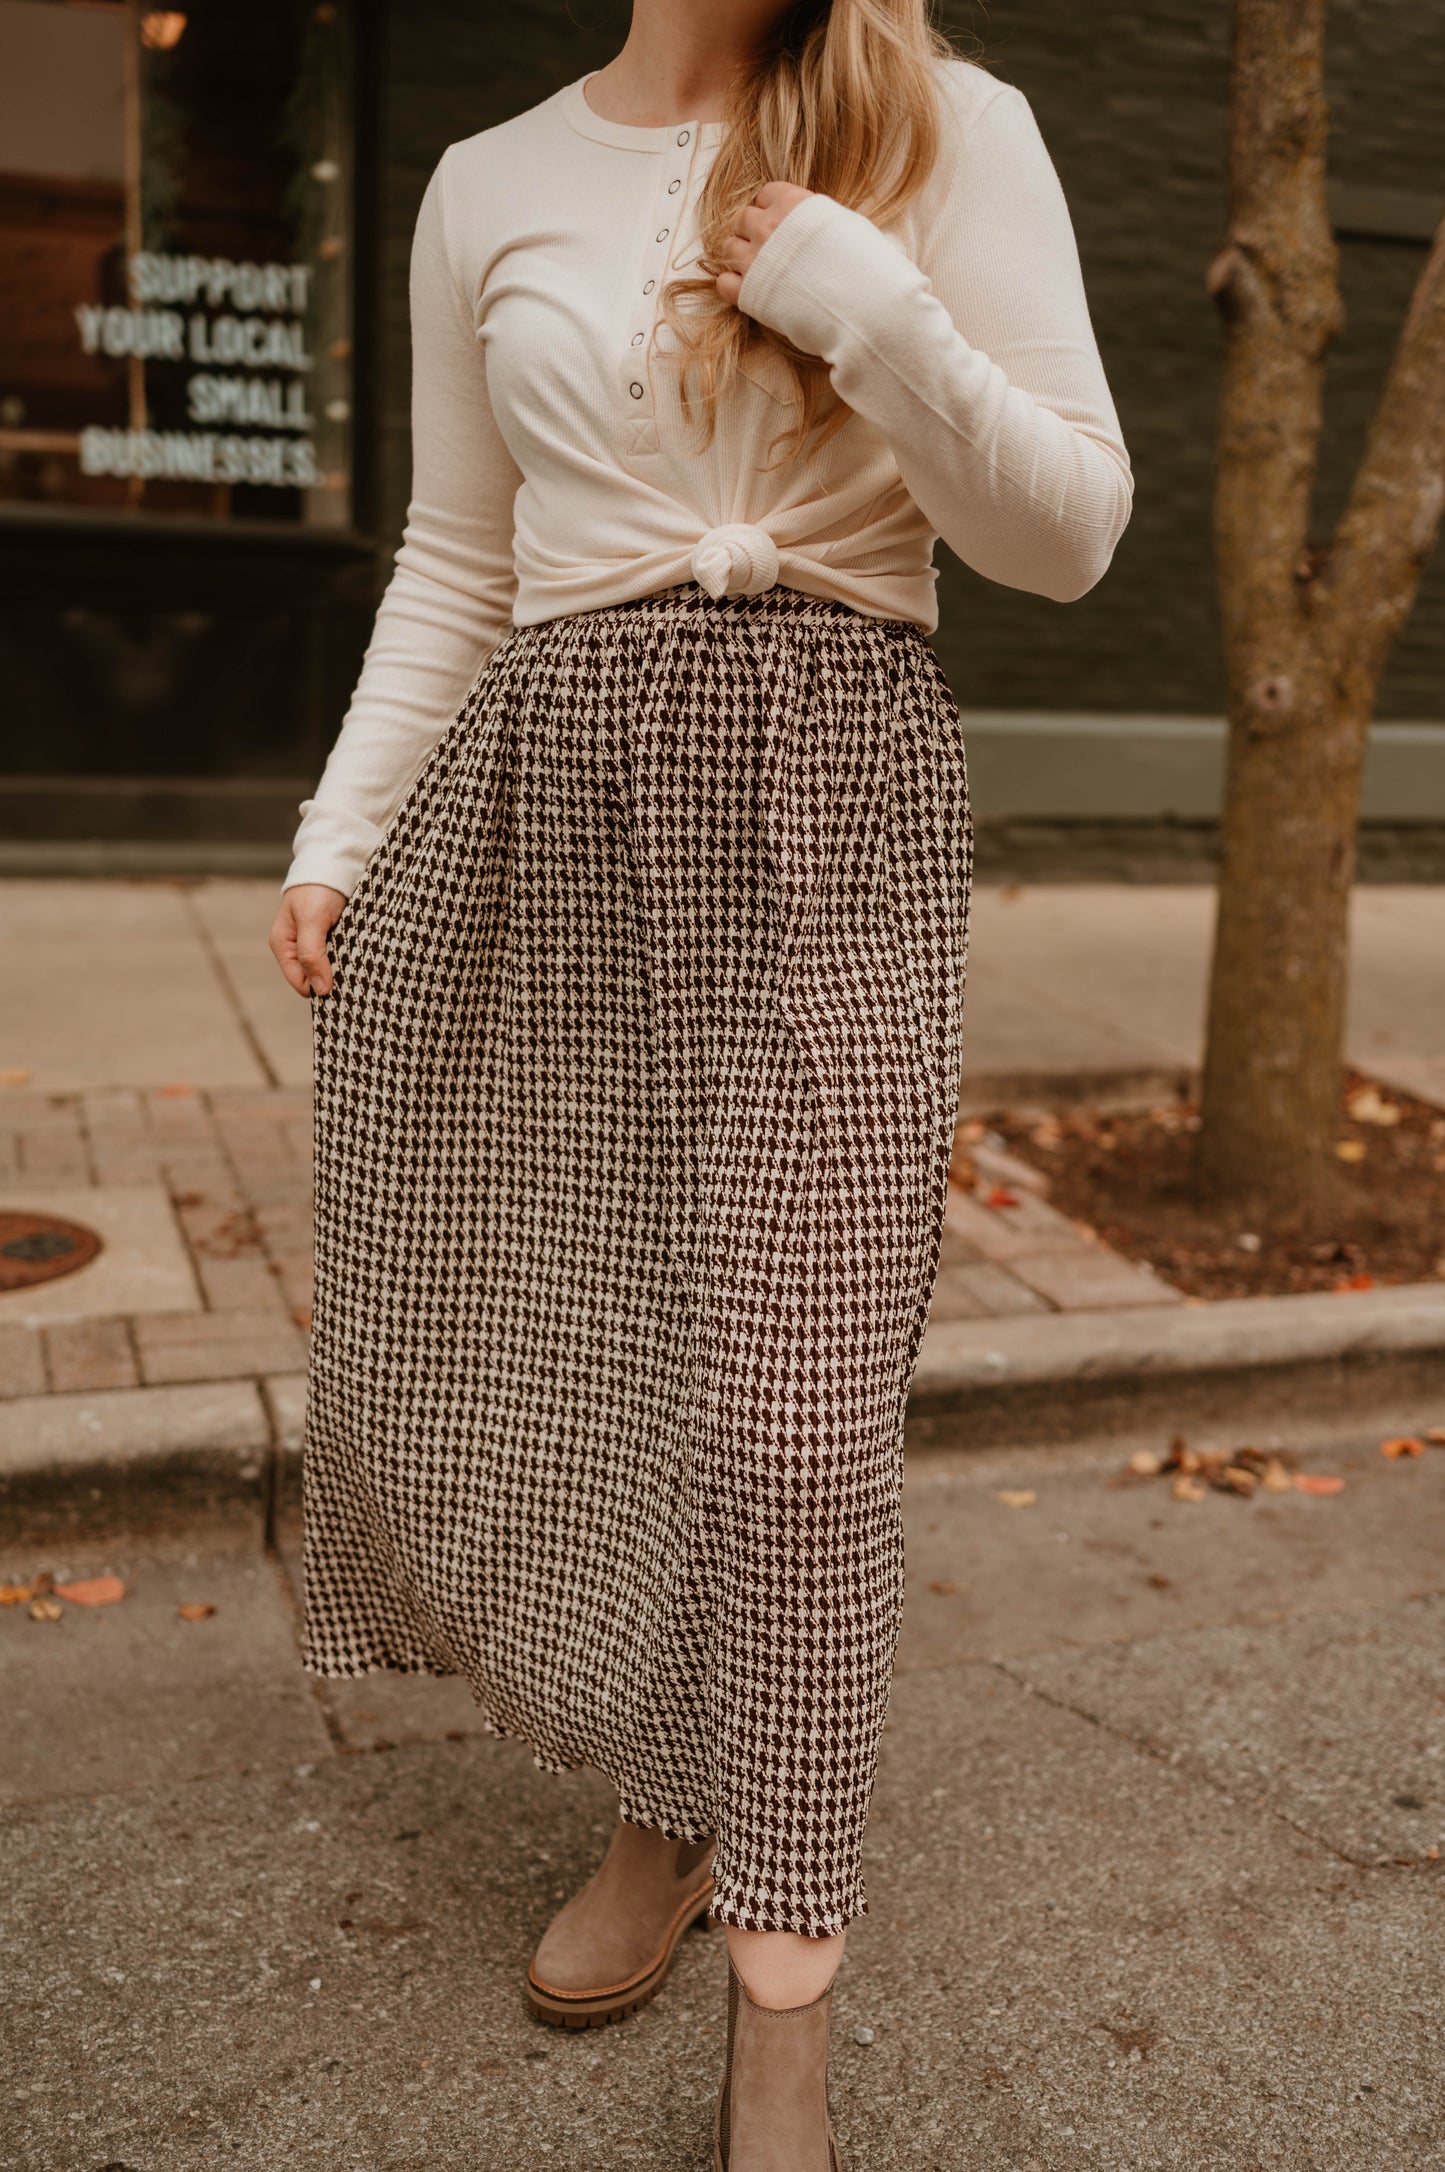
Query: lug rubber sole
526 1877 715 2029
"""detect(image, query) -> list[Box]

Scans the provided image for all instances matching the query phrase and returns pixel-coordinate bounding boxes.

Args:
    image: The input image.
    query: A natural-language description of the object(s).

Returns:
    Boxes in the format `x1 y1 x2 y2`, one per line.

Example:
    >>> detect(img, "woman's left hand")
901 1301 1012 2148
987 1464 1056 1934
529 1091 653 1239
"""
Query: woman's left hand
715 182 815 307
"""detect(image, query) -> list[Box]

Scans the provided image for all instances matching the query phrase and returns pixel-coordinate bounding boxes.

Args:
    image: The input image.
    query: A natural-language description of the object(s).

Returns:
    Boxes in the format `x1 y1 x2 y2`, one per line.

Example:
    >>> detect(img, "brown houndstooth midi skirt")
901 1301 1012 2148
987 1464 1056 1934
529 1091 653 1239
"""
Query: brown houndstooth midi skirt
300 578 972 1935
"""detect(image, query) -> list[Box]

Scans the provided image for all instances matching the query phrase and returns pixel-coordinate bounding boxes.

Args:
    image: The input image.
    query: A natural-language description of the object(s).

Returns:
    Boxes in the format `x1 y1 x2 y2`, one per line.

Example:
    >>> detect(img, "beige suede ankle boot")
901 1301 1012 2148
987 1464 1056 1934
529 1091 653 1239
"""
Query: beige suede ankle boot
714 1955 841 2170
526 1819 716 2028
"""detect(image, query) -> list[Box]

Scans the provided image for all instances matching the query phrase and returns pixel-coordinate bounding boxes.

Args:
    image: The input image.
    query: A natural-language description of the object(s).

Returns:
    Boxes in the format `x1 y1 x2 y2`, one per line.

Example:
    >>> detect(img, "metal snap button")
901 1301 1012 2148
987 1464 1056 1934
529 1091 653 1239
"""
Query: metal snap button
677 130 689 145
631 332 644 346
656 227 669 242
643 279 655 294
667 179 680 194
629 382 644 398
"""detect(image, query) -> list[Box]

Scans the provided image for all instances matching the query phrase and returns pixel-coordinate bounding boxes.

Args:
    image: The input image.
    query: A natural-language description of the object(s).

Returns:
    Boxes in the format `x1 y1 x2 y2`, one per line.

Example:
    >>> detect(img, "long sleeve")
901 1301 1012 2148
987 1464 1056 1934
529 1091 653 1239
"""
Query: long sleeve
283 147 523 897
735 79 1132 604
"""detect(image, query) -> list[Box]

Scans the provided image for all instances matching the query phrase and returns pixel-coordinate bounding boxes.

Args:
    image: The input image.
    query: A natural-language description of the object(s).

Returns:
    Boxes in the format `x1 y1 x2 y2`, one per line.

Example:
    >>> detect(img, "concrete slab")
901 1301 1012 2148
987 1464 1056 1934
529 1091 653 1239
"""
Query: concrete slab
0 880 268 1092
2 1654 1439 2168
1348 887 1445 1106
3 1418 1444 2167
967 884 1212 1071
0 1181 201 1325
897 1437 1445 1674
1010 1595 1445 1867
960 953 1159 1083
931 1258 1051 1320
270 1541 498 1753
1005 1246 1184 1309
850 1666 1443 2172
189 879 316 1090
0 1550 332 1806
959 884 1445 1106
4 880 1442 1113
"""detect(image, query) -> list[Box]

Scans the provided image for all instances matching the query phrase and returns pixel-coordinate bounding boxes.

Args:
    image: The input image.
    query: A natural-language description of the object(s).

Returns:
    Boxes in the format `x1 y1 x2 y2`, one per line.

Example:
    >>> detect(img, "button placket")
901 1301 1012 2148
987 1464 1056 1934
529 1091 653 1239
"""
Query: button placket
620 123 705 419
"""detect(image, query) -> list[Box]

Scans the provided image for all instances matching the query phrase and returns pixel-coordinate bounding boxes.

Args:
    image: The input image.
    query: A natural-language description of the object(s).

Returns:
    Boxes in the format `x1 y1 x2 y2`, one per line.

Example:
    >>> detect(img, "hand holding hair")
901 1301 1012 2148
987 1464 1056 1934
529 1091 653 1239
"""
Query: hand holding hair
714 181 815 306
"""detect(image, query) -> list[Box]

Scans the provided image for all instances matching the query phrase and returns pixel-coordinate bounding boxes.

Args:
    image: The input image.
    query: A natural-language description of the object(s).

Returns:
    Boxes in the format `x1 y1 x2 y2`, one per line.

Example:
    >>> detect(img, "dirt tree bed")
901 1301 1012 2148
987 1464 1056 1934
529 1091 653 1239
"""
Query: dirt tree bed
969 1069 1445 1302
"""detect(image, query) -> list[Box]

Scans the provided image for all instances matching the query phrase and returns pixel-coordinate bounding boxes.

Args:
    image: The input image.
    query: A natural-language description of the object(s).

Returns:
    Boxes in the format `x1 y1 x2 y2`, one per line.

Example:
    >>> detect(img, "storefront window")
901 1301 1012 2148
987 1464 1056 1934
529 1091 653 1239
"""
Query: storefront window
0 0 355 526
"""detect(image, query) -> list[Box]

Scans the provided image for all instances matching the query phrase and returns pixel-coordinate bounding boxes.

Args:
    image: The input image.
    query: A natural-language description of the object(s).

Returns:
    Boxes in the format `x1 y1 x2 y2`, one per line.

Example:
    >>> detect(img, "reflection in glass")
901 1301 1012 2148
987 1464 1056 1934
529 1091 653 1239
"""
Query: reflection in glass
0 0 354 525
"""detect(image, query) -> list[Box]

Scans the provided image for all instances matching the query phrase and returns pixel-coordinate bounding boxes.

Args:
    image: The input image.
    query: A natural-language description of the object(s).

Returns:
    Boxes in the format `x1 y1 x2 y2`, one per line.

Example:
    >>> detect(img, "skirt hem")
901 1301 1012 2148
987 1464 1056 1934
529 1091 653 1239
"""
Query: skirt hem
300 1647 872 1936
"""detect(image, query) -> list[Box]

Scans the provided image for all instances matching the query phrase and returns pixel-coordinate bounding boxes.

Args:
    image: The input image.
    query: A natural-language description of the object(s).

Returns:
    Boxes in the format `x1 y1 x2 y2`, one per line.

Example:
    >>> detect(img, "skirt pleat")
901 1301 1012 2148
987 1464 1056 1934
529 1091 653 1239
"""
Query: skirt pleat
300 578 972 1935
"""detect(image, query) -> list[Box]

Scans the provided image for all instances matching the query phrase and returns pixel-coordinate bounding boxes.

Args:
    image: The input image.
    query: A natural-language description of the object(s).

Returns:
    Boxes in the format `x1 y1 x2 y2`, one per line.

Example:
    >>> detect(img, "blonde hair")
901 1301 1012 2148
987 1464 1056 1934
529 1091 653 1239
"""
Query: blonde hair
658 0 965 468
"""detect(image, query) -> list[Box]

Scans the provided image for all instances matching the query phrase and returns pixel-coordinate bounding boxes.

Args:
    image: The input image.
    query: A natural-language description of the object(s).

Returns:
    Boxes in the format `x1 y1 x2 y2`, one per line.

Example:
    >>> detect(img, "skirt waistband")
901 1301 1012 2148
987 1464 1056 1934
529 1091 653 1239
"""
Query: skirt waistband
534 578 927 643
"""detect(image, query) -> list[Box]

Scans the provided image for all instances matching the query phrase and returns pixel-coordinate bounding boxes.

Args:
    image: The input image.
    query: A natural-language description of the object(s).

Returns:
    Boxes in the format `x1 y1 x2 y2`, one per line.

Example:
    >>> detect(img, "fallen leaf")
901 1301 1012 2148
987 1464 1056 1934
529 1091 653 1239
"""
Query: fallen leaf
177 1602 216 1621
292 1308 313 1330
1 1576 43 1606
928 1579 961 1596
156 1082 194 1098
28 1596 64 1621
1171 1475 1207 1503
0 1068 31 1087
54 1574 126 1607
1147 1573 1170 1589
1332 1272 1375 1291
1380 1436 1426 1459
1334 1140 1366 1163
1423 1428 1445 1446
1345 1083 1402 1126
1262 1457 1294 1493
1128 1449 1163 1478
1212 1465 1257 1497
951 1155 979 1192
985 1186 1020 1211
1294 1472 1345 1495
995 1489 1036 1509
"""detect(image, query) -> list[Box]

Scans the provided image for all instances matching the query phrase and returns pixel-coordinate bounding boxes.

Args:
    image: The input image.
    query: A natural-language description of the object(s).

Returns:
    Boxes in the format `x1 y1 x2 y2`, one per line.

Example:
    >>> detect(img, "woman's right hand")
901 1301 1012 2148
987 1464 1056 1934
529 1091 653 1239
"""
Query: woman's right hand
270 884 348 998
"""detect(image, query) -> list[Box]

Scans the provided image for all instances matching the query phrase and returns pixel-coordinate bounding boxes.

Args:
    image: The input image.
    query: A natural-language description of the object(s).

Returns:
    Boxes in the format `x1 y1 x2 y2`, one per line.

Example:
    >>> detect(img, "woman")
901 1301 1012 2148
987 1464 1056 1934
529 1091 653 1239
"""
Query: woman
270 1 1130 2161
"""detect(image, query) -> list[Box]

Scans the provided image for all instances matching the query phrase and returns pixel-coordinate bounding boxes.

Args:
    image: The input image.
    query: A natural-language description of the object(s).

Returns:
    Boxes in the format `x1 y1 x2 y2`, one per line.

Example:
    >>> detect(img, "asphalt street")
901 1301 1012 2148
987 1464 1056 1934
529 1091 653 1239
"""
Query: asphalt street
3 1414 1442 2172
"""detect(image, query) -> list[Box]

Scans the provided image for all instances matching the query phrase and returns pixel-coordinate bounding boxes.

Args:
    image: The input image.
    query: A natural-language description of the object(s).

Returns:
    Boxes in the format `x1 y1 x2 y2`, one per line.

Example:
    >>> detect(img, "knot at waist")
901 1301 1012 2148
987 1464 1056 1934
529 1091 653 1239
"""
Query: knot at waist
689 523 780 601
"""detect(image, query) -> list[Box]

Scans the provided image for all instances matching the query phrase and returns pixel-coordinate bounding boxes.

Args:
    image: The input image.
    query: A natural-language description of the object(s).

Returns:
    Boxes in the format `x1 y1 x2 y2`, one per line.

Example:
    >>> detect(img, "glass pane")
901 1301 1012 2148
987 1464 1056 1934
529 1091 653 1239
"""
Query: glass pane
0 0 354 525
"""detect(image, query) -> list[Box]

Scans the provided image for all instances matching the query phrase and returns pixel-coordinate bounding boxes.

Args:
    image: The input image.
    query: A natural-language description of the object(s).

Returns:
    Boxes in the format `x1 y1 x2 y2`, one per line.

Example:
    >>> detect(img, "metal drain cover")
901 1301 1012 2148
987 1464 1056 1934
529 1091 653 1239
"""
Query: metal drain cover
0 1210 103 1291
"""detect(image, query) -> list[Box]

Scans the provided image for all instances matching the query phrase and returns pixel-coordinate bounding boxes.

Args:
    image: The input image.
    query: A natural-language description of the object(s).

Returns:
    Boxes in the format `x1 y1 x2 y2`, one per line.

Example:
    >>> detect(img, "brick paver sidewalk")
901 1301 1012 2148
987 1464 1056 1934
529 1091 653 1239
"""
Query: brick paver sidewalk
0 1088 311 1405
0 1083 1180 1423
11 873 1443 1436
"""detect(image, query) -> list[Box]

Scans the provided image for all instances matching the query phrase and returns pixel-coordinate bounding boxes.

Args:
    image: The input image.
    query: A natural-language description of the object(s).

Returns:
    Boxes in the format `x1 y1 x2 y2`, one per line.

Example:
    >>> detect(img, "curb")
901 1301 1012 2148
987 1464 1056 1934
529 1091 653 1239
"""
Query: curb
3 1289 1444 1540
0 1378 299 1544
907 1281 1445 1449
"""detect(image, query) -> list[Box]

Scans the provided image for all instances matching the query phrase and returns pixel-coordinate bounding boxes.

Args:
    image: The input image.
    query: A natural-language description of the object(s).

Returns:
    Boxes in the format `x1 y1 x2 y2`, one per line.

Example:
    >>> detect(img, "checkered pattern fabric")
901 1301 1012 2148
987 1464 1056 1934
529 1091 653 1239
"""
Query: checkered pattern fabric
300 579 972 1936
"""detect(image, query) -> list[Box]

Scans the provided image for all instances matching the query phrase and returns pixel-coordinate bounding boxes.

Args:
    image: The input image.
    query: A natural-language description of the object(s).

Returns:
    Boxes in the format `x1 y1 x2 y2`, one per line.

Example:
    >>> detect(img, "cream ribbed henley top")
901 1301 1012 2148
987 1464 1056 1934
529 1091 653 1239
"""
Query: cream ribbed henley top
284 56 1132 898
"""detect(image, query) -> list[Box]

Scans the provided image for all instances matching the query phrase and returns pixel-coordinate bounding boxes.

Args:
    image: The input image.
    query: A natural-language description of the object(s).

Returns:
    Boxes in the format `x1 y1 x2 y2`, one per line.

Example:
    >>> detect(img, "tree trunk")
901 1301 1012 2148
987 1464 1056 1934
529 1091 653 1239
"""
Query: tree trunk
1197 0 1445 1214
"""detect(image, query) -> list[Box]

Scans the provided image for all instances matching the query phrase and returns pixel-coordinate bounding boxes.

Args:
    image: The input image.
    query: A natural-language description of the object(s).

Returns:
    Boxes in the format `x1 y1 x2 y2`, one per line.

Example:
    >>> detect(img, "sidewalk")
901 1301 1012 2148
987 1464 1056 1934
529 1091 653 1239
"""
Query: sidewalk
4 877 1445 1102
2 880 1444 1512
3 1426 1442 2169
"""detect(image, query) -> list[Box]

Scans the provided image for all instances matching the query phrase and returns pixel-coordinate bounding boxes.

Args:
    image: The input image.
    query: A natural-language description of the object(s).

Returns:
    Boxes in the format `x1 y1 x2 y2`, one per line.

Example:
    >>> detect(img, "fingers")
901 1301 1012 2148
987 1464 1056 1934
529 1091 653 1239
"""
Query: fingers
715 220 760 306
734 202 774 243
295 923 336 999
269 886 345 999
715 192 800 304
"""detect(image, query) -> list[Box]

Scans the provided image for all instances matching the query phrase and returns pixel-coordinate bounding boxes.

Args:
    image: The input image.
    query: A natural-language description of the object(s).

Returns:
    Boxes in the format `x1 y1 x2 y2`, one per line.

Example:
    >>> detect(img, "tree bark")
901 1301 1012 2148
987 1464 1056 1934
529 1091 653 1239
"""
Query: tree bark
1197 0 1445 1213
